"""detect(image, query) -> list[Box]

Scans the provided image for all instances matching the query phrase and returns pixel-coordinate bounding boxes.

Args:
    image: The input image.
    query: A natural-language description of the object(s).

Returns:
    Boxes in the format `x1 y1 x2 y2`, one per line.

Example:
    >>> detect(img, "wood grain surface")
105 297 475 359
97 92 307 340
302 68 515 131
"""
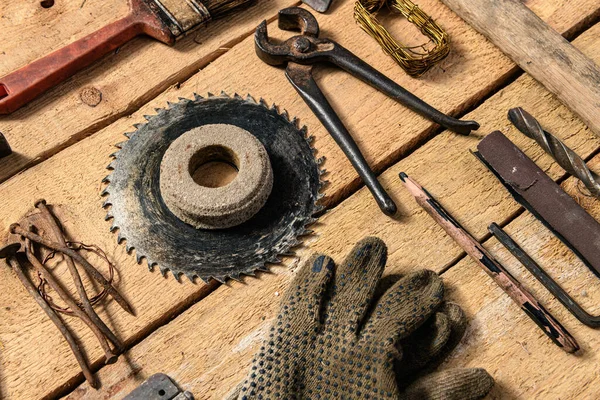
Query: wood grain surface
64 22 600 400
440 0 600 137
1 0 600 399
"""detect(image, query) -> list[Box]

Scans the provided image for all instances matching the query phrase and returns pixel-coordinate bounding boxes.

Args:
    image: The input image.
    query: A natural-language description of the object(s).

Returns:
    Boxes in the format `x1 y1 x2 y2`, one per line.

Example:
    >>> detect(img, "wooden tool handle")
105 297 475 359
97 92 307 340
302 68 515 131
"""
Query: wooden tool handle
440 0 600 137
0 0 173 114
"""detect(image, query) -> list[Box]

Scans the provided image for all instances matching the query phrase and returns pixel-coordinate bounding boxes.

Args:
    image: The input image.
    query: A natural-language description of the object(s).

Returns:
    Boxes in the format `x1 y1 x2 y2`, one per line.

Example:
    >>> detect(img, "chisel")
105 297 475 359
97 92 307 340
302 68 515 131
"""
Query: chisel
0 0 253 114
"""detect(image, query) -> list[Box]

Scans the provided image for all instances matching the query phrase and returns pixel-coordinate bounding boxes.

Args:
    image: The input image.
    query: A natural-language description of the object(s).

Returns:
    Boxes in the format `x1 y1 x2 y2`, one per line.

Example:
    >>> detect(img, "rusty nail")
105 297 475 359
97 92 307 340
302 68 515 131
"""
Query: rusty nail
4 253 98 388
11 224 135 315
35 200 123 356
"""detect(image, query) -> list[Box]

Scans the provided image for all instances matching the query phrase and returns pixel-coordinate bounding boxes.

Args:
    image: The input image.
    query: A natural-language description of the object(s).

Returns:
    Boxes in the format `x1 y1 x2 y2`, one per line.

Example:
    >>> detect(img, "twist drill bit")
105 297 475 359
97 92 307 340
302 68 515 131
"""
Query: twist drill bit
508 107 600 197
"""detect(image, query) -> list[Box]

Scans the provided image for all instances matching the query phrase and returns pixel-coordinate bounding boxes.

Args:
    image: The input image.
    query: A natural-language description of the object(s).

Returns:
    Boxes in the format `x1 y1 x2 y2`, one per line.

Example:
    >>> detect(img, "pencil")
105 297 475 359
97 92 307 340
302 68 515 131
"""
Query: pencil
399 172 579 353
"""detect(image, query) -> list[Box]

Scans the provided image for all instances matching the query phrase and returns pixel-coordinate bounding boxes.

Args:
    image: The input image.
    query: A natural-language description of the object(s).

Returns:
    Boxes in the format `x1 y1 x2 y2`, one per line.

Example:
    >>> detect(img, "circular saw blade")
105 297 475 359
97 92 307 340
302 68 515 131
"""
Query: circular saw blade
102 93 324 283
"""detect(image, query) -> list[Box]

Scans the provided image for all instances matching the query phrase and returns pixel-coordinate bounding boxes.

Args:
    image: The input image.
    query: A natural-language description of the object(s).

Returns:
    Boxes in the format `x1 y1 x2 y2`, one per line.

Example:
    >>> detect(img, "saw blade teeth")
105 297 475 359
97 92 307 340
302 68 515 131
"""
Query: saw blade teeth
107 160 117 170
105 93 323 284
184 272 196 282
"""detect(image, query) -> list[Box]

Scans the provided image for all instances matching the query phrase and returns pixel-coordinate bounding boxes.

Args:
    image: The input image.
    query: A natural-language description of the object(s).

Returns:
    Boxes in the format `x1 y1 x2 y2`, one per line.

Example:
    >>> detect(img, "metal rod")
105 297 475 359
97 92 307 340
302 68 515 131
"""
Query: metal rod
24 237 117 364
6 255 98 388
400 172 579 353
10 224 134 315
490 223 600 328
35 200 123 355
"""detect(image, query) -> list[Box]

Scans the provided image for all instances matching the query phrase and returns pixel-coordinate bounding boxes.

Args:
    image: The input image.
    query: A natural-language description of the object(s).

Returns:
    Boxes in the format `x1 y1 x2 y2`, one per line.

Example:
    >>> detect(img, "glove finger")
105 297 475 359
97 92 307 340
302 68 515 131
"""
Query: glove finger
362 269 444 343
398 302 467 376
397 311 451 374
402 368 494 400
279 254 334 332
326 236 387 334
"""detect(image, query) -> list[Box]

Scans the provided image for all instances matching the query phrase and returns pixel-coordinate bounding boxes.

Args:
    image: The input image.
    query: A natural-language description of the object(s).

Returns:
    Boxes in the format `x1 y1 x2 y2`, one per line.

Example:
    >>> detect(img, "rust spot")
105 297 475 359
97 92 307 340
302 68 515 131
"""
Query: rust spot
80 87 103 107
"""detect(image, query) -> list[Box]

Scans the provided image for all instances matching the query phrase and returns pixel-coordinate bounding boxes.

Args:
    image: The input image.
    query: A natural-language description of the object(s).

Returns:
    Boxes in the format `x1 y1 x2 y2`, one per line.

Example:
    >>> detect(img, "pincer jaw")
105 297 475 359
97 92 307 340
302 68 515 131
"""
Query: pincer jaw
254 21 289 66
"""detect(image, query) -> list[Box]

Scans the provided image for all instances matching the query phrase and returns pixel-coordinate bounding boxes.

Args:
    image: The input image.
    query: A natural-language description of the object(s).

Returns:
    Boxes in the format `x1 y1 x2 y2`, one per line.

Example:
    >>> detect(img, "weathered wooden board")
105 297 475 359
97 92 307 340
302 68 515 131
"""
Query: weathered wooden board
62 22 600 400
0 0 296 182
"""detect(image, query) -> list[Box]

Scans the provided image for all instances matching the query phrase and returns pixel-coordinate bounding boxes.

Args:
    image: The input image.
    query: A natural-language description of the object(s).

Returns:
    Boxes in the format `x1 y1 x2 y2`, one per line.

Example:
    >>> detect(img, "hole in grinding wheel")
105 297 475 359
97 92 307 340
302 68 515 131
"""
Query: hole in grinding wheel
189 145 239 188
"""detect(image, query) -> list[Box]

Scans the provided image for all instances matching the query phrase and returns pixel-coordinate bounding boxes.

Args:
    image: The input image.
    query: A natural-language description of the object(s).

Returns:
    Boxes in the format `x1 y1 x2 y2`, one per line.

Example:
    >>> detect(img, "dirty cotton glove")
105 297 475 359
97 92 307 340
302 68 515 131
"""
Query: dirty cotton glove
397 303 495 400
235 236 444 399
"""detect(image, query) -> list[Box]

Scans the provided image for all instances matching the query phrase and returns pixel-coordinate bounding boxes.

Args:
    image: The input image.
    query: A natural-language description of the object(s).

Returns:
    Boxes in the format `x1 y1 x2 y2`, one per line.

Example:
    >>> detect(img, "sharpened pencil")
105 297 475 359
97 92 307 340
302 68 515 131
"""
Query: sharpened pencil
399 172 579 353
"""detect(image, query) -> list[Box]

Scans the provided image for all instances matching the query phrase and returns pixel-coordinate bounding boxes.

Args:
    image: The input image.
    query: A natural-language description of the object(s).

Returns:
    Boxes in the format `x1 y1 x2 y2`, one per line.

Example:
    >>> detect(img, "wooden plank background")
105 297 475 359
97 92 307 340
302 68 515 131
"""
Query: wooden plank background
1 0 600 398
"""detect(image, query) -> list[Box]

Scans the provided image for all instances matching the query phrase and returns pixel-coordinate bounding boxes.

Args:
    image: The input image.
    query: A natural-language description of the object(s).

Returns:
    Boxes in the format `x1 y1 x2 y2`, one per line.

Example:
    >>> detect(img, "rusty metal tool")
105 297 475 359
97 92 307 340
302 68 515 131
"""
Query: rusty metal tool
255 7 479 216
303 0 333 13
475 131 600 279
0 132 11 159
0 0 254 114
400 172 579 353
0 244 98 388
10 224 134 315
35 200 123 353
490 223 600 328
23 235 118 364
124 373 194 399
508 107 600 198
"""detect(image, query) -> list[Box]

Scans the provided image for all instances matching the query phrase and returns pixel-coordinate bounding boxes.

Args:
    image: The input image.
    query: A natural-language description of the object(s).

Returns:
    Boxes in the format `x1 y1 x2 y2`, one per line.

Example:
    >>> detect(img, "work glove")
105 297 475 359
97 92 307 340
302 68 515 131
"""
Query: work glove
230 237 494 399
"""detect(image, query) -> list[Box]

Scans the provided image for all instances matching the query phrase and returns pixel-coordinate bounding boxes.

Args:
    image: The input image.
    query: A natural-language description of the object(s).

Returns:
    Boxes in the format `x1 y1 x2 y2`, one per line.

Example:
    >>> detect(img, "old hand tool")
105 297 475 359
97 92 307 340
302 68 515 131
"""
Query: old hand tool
490 223 600 328
508 107 600 198
255 7 479 216
475 131 600 279
303 0 333 13
103 93 323 282
440 0 600 137
400 173 579 353
0 0 253 114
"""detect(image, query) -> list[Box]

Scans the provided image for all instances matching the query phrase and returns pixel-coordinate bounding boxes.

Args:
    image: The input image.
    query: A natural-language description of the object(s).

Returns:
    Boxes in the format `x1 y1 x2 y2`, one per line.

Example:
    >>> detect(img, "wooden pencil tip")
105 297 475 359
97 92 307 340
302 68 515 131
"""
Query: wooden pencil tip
399 172 408 182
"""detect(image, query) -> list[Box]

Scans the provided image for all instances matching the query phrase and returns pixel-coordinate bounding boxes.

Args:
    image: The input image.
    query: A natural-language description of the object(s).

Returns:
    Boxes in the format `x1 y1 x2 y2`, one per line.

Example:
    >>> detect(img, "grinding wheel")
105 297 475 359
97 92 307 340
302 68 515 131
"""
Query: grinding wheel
102 93 324 282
